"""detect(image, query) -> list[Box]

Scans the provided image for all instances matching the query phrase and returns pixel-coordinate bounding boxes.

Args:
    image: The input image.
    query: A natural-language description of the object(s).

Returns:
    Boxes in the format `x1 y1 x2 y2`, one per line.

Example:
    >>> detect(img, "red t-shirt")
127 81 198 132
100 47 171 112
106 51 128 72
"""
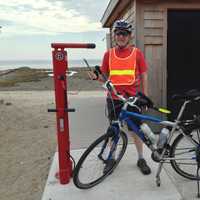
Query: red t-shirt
101 46 148 99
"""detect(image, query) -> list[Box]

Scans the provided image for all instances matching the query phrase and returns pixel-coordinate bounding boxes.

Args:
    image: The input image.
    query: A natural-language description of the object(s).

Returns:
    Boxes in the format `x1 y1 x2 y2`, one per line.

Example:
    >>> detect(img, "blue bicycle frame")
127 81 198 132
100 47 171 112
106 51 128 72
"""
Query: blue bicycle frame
105 108 164 161
119 109 162 141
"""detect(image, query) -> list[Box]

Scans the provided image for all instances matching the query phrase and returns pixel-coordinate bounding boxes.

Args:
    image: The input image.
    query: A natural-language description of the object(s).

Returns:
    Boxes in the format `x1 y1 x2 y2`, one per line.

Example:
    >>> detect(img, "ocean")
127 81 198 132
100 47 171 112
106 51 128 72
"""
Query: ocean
0 59 101 70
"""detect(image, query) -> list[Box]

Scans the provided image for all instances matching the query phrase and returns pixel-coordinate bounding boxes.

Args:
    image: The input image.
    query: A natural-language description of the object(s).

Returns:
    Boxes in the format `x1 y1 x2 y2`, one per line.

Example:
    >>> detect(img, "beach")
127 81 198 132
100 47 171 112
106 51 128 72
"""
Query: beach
0 68 103 200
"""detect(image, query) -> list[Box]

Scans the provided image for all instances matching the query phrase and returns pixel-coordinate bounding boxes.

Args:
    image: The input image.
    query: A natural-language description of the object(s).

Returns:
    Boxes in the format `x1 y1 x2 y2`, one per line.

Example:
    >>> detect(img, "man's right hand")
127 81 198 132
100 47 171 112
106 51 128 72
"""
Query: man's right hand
87 71 98 80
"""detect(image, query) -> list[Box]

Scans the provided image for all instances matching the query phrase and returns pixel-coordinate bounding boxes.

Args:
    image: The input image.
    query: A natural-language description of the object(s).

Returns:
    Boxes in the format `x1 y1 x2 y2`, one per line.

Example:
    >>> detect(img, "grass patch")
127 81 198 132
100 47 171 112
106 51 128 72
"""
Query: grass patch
0 66 95 88
0 80 16 87
0 67 48 87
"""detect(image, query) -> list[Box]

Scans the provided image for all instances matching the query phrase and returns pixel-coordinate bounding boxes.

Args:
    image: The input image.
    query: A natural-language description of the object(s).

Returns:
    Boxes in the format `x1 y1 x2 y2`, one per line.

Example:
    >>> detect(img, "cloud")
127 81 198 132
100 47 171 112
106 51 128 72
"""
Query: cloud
46 0 109 21
0 0 102 36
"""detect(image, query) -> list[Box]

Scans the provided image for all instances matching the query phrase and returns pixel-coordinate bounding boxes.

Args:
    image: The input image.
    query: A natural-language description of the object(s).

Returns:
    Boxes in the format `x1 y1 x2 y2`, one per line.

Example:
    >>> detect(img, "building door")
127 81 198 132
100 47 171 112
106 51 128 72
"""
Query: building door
167 10 200 120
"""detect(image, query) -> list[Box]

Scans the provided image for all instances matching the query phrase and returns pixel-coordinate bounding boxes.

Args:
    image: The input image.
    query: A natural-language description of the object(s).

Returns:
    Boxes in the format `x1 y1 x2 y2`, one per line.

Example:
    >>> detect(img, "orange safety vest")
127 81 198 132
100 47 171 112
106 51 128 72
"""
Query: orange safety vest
109 47 137 86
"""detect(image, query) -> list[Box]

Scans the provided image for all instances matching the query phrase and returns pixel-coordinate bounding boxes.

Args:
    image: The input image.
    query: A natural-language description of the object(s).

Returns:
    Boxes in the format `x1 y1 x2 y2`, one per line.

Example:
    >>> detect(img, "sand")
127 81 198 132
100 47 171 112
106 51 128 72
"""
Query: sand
0 91 57 200
0 71 102 200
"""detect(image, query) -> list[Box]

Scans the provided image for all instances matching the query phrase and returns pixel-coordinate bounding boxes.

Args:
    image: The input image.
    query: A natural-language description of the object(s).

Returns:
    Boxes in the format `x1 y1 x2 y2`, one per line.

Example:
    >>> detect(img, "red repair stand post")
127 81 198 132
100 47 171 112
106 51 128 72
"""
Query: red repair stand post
50 43 96 184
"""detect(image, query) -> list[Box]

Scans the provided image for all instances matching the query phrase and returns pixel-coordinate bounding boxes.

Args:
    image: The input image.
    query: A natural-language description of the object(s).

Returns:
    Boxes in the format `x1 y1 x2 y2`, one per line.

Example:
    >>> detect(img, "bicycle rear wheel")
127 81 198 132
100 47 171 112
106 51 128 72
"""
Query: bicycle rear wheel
73 130 128 189
170 128 200 180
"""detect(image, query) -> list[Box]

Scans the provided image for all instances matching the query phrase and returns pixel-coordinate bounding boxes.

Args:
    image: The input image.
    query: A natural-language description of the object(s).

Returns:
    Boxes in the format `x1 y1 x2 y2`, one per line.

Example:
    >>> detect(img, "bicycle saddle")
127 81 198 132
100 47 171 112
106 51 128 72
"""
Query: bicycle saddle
172 89 200 101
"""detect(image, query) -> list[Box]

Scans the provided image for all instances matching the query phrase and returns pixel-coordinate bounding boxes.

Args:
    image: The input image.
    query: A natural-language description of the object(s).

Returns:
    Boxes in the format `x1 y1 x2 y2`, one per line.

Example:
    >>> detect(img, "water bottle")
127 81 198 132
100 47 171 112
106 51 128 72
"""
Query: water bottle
157 128 169 149
140 123 156 144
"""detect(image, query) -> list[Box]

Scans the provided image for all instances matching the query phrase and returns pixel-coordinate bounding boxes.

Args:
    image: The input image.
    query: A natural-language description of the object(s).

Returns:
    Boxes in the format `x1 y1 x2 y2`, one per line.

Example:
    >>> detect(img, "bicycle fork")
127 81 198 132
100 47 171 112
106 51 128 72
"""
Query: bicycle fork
106 126 120 161
98 125 120 163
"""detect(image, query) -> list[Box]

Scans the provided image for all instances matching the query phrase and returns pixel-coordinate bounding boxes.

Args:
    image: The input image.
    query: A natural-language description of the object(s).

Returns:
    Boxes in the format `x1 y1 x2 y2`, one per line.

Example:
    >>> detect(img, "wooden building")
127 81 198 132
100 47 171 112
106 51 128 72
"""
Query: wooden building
101 0 200 119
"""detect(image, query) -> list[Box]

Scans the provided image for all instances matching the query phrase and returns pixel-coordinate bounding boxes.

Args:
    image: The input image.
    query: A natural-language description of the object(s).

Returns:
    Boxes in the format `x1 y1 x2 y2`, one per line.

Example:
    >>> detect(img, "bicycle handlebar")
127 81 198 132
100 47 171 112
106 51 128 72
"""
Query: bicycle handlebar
103 80 172 114
83 59 177 114
86 60 200 110
103 80 200 114
103 80 152 107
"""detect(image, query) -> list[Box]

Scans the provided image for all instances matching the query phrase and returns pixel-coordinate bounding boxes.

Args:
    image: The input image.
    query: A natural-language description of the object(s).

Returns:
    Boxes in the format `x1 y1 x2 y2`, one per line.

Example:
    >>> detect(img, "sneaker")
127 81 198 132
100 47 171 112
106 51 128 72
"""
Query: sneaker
137 158 151 175
103 159 116 174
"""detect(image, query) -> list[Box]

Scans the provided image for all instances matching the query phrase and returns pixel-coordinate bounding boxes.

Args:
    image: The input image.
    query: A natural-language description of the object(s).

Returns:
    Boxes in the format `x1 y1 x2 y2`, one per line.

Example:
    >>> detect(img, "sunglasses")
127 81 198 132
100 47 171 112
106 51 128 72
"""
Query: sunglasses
115 31 130 36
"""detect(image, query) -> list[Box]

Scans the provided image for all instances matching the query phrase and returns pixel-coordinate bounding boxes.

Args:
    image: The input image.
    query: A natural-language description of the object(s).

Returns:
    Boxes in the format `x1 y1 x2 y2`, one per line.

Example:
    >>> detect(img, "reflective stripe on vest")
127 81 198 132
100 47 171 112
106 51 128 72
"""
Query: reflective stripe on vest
109 47 137 86
110 69 134 76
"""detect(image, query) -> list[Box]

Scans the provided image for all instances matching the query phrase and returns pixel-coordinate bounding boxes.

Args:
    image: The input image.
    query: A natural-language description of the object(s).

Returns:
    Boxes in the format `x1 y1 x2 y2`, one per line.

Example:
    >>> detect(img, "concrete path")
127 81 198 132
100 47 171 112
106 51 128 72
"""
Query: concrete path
42 145 182 200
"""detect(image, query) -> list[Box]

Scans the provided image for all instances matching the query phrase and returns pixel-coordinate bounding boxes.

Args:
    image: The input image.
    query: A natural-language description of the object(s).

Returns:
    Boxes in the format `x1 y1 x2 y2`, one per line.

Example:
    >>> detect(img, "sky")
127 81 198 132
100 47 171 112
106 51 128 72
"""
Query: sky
0 0 109 61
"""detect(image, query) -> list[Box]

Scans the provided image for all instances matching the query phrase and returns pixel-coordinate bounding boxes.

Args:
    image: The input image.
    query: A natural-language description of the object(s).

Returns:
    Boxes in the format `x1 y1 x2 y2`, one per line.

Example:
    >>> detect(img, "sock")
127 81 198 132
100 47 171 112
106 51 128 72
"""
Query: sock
138 153 144 160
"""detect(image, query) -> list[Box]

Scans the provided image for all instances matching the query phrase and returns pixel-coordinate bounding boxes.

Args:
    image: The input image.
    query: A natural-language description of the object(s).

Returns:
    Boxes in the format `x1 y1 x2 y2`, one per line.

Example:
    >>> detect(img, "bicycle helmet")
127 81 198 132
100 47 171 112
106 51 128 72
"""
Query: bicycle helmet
113 19 132 33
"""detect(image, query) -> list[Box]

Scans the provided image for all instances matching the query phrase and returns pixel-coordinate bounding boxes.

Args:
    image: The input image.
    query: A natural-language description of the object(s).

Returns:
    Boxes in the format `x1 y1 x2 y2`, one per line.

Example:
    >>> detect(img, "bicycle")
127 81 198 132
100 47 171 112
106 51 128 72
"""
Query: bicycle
73 66 200 197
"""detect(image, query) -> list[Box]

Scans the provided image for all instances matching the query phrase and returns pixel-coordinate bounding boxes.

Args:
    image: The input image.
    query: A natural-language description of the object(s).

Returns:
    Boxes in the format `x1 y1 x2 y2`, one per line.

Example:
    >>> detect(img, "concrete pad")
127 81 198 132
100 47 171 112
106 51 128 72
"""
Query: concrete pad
42 145 182 200
164 164 200 200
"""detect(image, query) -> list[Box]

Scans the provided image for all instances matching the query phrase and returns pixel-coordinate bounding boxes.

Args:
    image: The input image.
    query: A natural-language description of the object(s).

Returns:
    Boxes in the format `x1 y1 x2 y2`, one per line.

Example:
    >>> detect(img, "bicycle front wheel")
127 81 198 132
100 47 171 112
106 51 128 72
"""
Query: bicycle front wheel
73 131 128 189
170 128 200 180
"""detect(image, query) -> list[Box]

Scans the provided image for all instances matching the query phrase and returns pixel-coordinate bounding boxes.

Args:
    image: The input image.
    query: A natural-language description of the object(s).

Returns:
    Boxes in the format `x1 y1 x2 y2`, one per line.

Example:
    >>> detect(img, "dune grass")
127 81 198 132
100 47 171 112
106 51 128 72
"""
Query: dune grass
0 67 49 87
0 66 94 88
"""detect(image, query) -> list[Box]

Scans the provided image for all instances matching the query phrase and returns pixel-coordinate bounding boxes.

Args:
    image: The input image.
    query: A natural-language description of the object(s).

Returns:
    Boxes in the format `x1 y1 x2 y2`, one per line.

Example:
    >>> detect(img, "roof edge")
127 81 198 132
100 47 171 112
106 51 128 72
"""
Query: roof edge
100 0 120 27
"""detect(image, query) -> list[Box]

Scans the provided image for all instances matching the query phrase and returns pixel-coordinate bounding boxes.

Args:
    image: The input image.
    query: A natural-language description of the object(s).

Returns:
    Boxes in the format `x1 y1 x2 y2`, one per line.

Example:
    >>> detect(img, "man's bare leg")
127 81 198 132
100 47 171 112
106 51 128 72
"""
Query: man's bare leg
132 133 151 175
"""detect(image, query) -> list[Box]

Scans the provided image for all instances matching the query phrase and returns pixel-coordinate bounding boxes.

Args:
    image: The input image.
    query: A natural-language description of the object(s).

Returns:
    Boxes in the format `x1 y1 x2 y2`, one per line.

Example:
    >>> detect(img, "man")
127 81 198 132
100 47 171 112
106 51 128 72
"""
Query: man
89 19 151 175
